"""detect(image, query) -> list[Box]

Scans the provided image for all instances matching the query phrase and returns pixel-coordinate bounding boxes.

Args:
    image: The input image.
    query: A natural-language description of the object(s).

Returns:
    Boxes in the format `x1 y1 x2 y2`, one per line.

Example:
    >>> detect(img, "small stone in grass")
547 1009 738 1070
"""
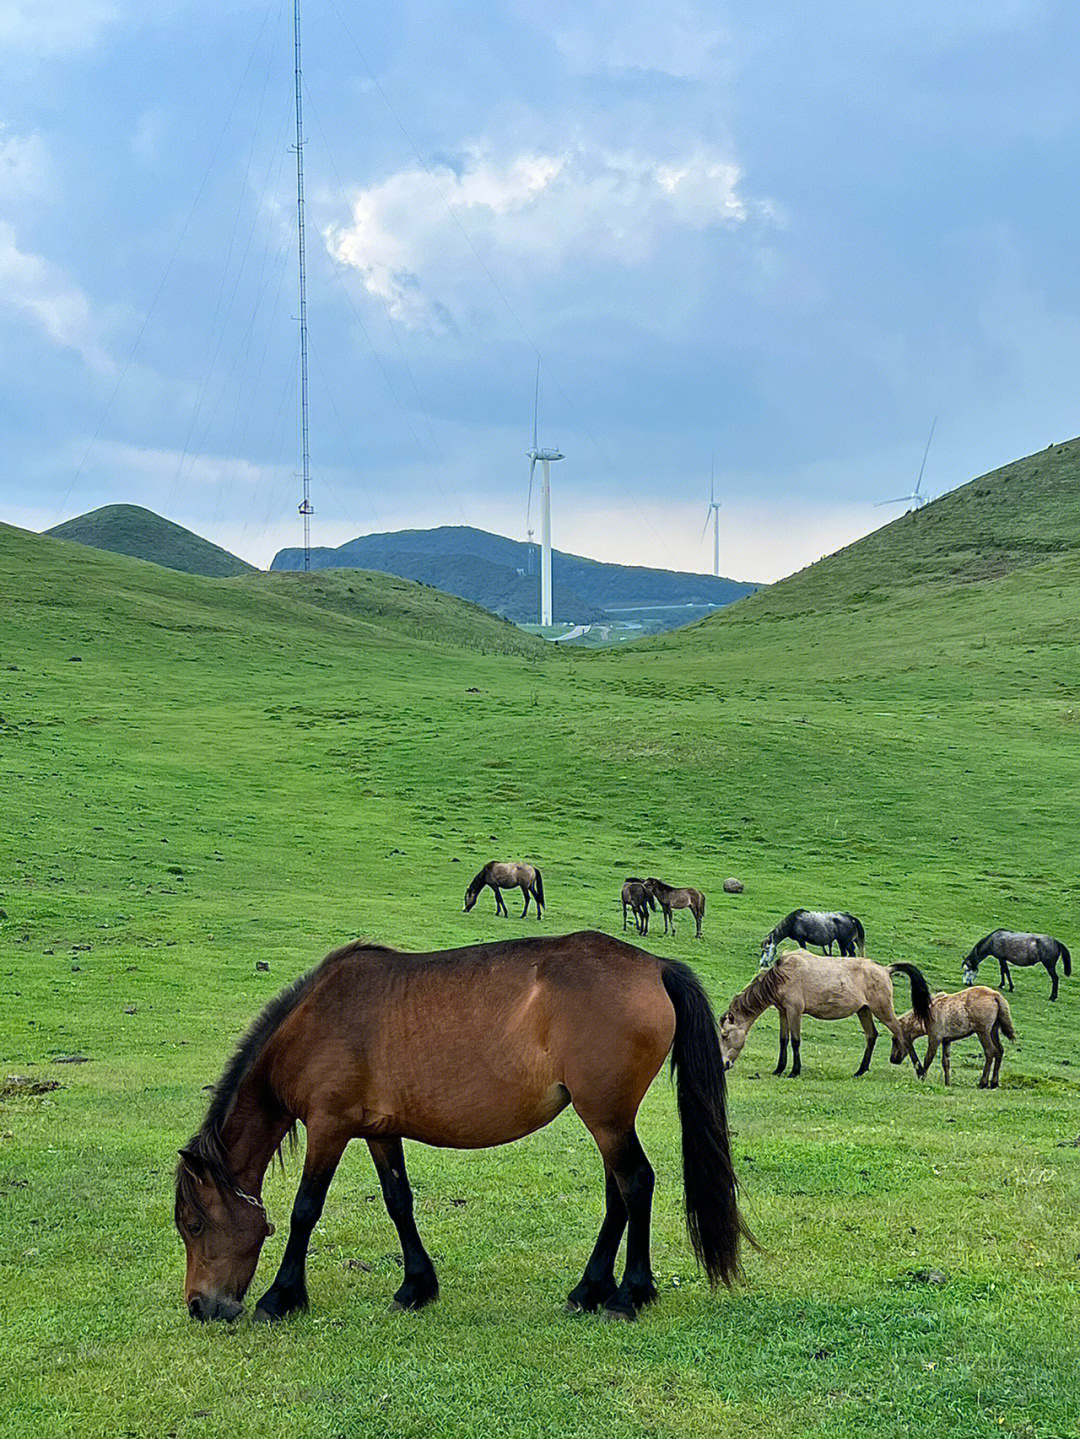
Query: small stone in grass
723 877 744 894
52 1054 90 1064
124 1005 137 1015
256 961 270 972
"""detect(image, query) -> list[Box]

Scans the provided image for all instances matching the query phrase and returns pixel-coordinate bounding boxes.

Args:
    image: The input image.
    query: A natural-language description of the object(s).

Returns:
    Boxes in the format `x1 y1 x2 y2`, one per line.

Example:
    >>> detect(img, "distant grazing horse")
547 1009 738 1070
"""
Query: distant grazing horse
175 934 748 1325
645 878 706 938
621 879 654 935
719 948 931 1077
464 861 545 919
760 910 865 966
891 987 1015 1088
962 930 1071 1002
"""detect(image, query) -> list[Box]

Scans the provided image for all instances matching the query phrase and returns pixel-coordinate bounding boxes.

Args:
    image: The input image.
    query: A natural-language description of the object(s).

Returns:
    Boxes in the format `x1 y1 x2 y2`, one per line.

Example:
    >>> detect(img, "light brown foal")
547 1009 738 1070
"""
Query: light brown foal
891 986 1015 1087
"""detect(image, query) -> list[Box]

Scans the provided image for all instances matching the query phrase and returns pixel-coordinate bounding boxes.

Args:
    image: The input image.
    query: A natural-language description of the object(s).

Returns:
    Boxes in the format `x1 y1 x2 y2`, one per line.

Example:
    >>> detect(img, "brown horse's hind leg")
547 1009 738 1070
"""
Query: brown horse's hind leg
566 1170 626 1314
854 1007 879 1077
598 1127 657 1320
521 884 531 918
940 1040 951 1086
368 1138 439 1311
254 1129 348 1322
990 1024 1004 1087
1048 961 1060 1002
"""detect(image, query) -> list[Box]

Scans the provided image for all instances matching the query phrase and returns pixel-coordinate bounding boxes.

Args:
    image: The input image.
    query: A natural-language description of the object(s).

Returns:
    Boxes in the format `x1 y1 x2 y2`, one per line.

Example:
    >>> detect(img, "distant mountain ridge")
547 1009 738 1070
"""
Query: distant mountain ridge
47 504 254 579
271 525 758 622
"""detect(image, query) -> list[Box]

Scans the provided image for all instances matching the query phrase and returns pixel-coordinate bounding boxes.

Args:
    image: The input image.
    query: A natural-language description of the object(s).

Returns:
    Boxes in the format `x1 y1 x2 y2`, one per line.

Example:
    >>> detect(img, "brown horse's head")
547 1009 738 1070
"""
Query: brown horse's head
889 1010 923 1065
718 1009 751 1069
175 1147 275 1322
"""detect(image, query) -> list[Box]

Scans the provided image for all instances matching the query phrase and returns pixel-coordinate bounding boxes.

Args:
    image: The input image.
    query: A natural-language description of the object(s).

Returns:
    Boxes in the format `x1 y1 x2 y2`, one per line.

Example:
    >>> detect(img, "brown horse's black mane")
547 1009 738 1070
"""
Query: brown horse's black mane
730 964 786 1020
175 940 393 1220
465 862 493 897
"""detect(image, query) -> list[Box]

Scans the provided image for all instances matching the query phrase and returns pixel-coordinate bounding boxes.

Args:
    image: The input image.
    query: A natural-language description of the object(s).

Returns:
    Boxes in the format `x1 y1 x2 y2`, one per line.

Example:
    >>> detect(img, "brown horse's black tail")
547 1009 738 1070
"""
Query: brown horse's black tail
889 962 932 1025
1061 943 1071 977
533 868 544 909
661 959 751 1287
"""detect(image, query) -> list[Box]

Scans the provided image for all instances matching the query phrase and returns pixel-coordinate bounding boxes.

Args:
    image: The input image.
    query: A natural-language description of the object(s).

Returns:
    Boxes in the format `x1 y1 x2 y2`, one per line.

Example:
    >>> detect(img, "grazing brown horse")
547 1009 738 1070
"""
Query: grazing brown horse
891 986 1016 1088
962 930 1071 1001
621 879 654 935
719 949 932 1077
464 861 545 919
175 934 747 1326
645 878 706 938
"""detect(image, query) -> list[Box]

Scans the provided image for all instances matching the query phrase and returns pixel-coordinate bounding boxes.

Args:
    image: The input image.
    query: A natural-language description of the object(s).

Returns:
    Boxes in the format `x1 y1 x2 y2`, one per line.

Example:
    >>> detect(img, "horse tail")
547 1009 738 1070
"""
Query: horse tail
533 868 544 908
996 994 1016 1043
851 916 865 956
1060 943 1071 977
660 959 752 1288
888 962 932 1026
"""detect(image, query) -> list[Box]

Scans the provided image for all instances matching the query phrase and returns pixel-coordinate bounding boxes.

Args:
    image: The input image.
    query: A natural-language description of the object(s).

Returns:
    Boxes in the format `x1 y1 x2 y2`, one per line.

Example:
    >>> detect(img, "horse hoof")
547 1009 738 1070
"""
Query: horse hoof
601 1305 636 1324
564 1300 587 1315
253 1306 283 1325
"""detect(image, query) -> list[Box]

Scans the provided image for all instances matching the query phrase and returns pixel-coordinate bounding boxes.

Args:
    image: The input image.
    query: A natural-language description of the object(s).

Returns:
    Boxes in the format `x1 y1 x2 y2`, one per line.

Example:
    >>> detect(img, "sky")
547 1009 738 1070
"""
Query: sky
2 0 1079 582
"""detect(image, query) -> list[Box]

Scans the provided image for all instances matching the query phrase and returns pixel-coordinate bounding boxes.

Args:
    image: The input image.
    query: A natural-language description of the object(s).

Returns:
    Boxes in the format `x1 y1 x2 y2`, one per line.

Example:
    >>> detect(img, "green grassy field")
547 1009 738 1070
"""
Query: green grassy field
3 489 1080 1439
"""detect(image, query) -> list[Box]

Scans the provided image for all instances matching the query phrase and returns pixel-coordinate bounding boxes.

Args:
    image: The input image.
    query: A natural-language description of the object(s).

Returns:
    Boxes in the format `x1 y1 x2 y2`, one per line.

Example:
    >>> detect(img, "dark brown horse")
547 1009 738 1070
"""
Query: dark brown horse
464 861 545 918
645 878 706 938
621 878 654 935
175 934 747 1326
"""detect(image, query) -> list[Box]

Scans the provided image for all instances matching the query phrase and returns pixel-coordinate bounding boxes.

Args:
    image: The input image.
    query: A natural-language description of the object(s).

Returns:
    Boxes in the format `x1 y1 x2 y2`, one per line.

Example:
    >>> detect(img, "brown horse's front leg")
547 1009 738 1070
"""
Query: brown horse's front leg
368 1138 439 1311
854 1007 878 1077
255 1131 347 1322
774 1010 789 1076
494 885 508 917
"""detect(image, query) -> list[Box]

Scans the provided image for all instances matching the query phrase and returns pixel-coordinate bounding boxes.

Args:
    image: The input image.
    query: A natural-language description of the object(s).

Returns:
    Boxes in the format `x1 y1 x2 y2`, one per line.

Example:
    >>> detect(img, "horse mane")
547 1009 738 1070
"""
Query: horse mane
466 862 492 895
645 876 672 897
176 939 395 1220
730 963 787 1020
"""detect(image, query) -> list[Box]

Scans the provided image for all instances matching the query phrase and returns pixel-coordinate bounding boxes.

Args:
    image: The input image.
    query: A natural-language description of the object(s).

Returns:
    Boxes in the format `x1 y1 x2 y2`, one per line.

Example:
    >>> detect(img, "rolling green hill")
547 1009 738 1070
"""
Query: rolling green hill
271 523 758 623
3 464 1080 1439
47 503 255 579
719 434 1080 623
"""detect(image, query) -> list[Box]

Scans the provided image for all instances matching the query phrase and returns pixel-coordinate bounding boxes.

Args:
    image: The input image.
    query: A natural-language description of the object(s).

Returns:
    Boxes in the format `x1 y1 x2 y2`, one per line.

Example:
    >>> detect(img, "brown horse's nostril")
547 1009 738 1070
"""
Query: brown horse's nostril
189 1293 242 1323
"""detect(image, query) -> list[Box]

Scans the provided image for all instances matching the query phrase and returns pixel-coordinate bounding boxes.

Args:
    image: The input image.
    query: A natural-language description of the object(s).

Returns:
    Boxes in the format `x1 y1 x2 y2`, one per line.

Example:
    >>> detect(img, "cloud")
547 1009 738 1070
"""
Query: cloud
548 0 725 79
96 440 290 492
0 219 109 368
0 0 117 53
0 126 53 202
325 143 750 330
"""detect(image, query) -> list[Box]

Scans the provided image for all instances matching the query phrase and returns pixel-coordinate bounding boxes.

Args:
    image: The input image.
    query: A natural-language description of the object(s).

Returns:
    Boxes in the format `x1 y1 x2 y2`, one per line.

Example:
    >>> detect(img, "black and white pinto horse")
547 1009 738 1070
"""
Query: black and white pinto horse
760 910 865 968
962 930 1071 1002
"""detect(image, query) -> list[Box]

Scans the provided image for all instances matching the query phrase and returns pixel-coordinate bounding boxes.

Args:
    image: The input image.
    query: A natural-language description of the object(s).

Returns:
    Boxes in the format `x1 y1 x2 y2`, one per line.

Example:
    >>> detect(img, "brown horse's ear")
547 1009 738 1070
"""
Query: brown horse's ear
178 1147 206 1180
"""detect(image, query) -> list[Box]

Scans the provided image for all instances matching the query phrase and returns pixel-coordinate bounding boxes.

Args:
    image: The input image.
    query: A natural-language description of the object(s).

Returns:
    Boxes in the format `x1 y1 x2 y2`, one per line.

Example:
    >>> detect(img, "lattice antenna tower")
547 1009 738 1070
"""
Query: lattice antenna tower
293 0 314 569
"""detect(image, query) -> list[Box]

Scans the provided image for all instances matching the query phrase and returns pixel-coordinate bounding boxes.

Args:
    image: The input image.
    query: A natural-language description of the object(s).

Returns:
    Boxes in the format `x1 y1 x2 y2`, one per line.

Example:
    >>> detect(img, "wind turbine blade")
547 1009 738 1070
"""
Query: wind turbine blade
532 358 540 452
710 450 715 505
914 415 937 496
526 457 536 533
700 511 712 542
876 495 914 506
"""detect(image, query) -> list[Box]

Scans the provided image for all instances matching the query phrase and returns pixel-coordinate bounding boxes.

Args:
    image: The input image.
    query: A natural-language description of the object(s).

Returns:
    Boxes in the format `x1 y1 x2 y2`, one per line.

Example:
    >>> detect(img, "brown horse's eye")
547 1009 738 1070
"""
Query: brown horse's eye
188 1219 204 1237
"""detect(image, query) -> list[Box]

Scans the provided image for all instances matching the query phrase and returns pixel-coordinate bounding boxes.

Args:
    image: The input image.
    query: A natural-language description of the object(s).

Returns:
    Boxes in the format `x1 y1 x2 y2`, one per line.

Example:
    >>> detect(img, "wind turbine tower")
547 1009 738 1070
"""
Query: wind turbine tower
526 361 563 626
701 455 721 577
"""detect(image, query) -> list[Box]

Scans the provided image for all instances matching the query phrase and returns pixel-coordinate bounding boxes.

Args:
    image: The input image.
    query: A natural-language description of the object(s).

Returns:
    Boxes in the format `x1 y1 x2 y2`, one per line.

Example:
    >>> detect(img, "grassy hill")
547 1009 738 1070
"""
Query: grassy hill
722 434 1080 622
3 488 1080 1439
271 523 758 623
47 503 255 579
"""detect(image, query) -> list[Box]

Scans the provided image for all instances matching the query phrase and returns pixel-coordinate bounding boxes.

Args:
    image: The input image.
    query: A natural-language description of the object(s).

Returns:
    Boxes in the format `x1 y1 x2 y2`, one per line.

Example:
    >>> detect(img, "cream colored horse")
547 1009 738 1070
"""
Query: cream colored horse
719 949 932 1077
891 986 1015 1087
463 861 545 918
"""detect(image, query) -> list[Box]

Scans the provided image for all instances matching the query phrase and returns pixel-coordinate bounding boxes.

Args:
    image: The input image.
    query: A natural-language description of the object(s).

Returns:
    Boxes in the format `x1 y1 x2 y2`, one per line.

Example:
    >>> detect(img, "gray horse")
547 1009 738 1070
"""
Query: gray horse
962 930 1071 1001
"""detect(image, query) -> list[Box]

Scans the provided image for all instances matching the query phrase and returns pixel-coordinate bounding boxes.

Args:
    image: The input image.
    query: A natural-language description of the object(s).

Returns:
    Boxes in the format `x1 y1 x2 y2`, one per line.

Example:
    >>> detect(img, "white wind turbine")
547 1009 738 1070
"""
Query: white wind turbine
526 360 564 627
700 454 721 576
877 418 937 511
